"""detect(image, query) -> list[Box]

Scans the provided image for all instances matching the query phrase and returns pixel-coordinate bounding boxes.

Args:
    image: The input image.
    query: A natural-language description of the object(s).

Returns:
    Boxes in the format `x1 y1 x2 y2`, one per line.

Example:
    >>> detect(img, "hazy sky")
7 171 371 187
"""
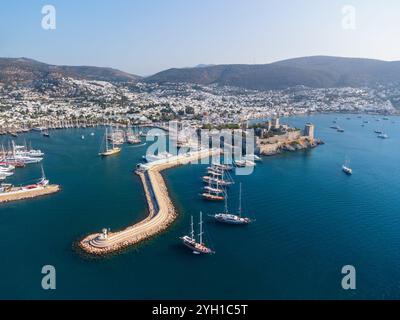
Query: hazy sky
0 0 399 75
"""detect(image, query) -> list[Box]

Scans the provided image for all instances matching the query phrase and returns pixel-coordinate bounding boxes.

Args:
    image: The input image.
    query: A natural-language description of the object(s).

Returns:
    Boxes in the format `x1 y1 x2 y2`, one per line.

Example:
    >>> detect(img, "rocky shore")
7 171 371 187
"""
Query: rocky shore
259 137 324 156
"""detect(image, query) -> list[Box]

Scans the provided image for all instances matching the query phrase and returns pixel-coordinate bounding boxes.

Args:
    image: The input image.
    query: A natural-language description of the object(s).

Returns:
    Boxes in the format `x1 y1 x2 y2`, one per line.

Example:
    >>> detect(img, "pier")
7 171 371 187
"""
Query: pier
79 148 221 255
0 184 60 203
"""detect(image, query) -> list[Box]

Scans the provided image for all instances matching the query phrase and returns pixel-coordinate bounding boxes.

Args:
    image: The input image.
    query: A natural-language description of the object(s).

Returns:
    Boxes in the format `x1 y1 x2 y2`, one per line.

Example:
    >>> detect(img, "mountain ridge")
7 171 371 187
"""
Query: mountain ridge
0 57 141 84
145 56 400 90
1 56 400 90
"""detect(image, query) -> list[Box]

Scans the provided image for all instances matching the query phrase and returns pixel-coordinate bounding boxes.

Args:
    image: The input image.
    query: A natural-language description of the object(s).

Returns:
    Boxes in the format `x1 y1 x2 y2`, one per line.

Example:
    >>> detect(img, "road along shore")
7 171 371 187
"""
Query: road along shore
0 185 60 203
79 148 221 256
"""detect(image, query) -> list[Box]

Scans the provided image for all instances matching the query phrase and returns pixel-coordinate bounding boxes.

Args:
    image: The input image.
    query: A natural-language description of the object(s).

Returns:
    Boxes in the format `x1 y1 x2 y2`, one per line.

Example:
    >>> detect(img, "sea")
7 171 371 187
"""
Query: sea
1 113 399 300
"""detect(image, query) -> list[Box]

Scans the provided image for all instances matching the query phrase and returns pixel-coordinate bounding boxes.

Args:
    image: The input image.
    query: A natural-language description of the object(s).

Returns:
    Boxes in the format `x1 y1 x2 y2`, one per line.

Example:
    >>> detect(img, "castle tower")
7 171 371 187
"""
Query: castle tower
271 117 280 130
304 123 315 140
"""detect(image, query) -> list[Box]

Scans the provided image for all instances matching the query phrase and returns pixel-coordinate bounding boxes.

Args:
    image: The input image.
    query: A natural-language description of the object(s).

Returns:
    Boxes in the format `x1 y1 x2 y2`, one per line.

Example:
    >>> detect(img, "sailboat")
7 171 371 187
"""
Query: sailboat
99 128 121 157
210 183 253 225
212 163 233 171
42 128 50 137
126 127 141 144
7 141 42 164
202 170 234 187
234 159 256 167
202 179 225 201
342 159 353 175
180 212 215 255
37 165 50 186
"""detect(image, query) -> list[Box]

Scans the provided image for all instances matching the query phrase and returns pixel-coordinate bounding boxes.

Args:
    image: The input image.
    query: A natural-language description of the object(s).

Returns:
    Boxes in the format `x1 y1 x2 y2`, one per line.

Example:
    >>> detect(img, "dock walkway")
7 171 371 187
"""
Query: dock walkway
0 185 60 203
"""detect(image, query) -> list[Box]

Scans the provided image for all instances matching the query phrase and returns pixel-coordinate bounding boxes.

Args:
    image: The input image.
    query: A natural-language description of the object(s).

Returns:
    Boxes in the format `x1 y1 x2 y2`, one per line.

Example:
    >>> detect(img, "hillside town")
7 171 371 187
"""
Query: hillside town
0 78 398 134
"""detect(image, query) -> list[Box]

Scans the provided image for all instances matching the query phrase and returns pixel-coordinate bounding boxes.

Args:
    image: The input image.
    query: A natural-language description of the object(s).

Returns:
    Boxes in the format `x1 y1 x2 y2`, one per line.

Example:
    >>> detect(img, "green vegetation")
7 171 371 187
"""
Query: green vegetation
202 123 240 130
185 106 195 114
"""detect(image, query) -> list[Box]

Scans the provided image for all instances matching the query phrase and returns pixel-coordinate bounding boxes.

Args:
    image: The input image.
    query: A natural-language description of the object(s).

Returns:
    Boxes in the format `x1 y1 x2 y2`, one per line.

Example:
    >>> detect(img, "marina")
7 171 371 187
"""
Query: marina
1 114 400 299
0 140 59 203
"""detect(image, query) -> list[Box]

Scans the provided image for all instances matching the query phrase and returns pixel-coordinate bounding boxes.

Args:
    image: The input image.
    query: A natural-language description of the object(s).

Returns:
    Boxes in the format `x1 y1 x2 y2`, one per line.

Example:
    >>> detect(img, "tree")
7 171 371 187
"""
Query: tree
185 106 195 114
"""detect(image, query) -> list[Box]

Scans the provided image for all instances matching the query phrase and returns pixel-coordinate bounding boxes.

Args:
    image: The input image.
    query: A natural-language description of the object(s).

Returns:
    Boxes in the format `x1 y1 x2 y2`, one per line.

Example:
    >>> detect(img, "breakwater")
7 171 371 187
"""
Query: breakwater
0 185 60 203
79 148 220 256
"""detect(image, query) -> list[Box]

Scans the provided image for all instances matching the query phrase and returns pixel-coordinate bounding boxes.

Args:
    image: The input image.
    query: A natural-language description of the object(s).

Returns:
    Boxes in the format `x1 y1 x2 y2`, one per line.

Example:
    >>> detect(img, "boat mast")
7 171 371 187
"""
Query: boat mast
111 127 115 149
224 189 228 214
238 183 242 217
105 128 109 152
199 212 203 245
190 216 195 241
41 164 46 180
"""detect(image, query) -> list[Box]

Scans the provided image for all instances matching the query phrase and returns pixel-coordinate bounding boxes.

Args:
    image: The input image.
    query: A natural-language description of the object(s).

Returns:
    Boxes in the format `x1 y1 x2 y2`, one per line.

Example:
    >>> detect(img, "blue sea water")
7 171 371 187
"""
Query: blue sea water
0 113 399 300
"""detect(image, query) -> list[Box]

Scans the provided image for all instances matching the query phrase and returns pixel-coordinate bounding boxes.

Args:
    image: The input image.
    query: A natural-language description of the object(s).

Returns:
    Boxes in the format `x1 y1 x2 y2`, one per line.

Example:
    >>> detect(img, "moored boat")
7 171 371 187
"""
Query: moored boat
180 212 215 255
99 128 121 157
202 175 233 187
234 159 256 168
243 154 261 162
210 183 253 225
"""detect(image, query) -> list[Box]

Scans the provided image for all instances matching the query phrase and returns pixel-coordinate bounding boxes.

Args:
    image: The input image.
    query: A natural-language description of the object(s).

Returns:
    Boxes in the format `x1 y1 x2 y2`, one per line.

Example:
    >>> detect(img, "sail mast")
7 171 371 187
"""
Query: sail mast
238 183 242 217
199 212 203 245
111 127 115 149
224 189 228 214
105 128 109 152
41 164 46 179
190 216 194 241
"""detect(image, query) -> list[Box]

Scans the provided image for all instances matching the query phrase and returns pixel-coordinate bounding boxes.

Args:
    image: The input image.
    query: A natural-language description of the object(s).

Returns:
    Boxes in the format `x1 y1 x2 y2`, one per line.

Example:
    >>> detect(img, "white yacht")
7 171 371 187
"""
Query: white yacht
243 154 261 162
142 151 174 163
378 133 389 139
15 149 44 158
342 159 353 175
210 183 253 225
234 159 256 168
7 155 43 164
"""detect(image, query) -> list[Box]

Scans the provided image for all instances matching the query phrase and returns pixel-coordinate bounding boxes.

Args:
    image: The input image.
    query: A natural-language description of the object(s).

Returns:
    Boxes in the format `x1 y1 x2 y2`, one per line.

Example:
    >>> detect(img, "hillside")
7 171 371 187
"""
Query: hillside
0 58 140 85
145 56 400 90
2 56 400 91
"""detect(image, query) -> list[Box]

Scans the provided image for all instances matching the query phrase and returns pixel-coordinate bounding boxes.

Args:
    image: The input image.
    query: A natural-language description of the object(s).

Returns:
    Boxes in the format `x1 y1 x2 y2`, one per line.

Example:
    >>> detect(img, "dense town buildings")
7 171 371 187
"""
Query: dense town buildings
0 79 398 133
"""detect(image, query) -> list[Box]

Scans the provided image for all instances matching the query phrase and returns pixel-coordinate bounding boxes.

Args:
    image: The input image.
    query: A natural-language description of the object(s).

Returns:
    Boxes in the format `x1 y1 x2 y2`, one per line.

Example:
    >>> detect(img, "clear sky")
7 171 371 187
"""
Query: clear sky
0 0 399 75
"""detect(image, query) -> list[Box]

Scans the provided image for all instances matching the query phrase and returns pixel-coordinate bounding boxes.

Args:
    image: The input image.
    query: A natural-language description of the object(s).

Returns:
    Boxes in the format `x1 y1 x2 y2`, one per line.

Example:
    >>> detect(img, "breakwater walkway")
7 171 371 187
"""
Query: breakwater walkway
0 185 60 203
79 148 221 256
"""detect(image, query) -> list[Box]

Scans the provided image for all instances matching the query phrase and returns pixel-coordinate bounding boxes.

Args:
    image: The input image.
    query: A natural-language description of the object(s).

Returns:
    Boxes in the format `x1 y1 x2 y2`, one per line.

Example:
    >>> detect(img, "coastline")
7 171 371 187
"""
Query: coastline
258 137 324 156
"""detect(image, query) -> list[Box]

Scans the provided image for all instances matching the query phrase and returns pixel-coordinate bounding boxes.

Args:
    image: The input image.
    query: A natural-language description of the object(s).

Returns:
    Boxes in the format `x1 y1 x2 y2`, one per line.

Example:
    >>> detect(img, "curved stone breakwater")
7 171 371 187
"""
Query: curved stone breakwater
79 149 221 256
0 185 60 203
